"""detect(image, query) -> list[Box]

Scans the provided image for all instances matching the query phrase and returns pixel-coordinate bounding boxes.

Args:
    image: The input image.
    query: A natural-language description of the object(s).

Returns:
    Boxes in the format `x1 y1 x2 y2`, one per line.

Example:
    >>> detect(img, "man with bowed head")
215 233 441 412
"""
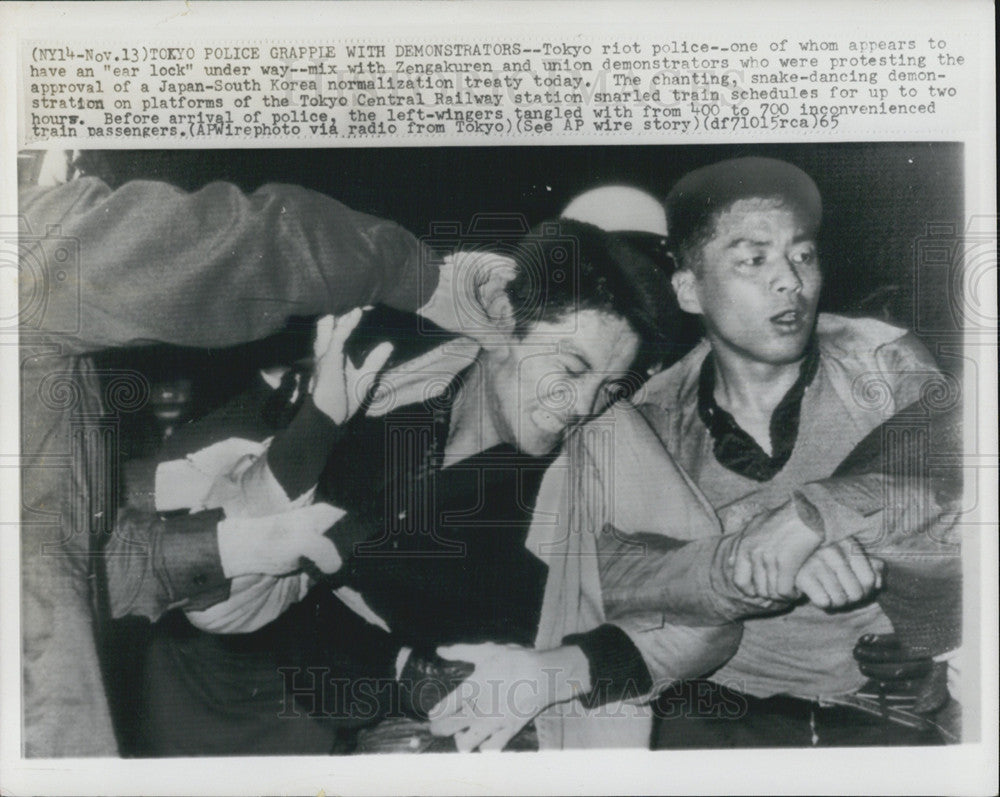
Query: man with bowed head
134 205 744 755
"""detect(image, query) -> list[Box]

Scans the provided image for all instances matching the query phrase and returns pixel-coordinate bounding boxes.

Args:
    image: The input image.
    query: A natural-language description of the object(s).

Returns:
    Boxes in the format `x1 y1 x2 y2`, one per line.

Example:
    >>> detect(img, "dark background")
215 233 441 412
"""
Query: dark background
71 142 964 321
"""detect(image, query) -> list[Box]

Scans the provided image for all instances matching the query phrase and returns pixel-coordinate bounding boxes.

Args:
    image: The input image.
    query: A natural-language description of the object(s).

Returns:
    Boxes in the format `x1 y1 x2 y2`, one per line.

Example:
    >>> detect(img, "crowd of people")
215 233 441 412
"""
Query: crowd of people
18 154 962 757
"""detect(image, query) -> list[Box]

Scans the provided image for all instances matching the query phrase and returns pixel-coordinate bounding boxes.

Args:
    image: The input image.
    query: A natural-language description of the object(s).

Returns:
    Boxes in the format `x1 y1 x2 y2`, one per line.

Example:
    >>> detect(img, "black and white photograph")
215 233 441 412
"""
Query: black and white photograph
1 2 996 795
14 142 971 759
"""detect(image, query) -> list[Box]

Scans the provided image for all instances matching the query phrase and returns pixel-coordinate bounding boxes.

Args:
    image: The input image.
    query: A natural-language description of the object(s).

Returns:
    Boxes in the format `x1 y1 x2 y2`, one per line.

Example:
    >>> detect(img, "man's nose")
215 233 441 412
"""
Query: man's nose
771 256 804 294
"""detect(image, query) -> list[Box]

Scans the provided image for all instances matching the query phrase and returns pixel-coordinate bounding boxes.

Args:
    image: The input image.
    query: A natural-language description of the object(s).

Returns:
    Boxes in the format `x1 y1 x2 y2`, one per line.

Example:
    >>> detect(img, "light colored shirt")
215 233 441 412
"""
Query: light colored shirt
637 314 942 699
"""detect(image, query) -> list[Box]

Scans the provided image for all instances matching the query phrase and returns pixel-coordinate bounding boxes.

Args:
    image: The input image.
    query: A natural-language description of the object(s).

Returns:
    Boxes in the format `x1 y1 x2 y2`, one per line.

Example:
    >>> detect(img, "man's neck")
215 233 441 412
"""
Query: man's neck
443 357 503 465
708 340 808 454
710 342 804 414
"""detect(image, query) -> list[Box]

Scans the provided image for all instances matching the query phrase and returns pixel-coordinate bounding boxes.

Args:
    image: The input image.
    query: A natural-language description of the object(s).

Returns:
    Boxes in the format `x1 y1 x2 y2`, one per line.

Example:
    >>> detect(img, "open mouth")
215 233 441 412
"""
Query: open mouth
770 308 807 331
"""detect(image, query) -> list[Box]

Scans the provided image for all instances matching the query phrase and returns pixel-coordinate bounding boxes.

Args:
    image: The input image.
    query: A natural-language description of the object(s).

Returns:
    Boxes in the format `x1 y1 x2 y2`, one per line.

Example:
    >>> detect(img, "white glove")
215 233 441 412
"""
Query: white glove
217 502 346 578
154 438 267 513
311 309 393 424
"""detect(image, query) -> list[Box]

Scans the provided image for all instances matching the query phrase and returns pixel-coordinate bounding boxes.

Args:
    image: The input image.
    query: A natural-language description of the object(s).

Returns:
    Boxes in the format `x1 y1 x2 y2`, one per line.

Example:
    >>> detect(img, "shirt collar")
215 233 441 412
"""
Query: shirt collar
697 338 820 482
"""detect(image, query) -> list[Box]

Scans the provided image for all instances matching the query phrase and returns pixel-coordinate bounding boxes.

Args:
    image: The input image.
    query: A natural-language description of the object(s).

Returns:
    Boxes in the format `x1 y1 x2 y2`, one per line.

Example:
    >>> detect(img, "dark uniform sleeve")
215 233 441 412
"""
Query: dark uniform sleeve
21 177 440 622
266 397 344 501
20 177 438 352
106 508 231 621
561 624 653 708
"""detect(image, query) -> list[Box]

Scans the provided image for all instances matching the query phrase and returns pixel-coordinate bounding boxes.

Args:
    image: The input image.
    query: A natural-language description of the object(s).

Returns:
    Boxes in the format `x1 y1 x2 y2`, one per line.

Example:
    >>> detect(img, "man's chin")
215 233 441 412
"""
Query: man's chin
769 346 811 364
756 330 815 365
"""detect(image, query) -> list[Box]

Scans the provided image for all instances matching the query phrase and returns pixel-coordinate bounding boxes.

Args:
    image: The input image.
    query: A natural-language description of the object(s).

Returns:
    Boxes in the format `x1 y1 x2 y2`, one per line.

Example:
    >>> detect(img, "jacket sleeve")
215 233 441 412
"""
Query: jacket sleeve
597 526 780 624
790 329 960 547
106 508 231 621
612 613 743 701
108 435 310 625
557 618 741 709
560 624 654 708
794 397 962 548
19 177 437 353
108 447 237 622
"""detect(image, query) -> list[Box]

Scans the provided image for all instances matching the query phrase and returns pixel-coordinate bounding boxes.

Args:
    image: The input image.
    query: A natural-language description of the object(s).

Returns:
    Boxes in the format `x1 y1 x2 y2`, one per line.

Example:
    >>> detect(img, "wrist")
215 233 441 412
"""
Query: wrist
156 510 230 602
791 492 826 542
539 646 591 703
311 391 346 425
216 516 253 579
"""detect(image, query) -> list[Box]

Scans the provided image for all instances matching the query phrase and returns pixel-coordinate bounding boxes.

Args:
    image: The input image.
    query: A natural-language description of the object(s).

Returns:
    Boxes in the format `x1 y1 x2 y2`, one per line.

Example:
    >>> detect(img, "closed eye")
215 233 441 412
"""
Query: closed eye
738 253 767 267
560 353 590 377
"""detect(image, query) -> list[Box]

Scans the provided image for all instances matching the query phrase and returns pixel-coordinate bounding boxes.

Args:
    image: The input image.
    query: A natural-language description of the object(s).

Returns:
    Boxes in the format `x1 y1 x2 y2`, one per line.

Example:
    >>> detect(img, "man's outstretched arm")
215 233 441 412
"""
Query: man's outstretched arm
597 402 959 623
20 177 439 352
793 399 962 548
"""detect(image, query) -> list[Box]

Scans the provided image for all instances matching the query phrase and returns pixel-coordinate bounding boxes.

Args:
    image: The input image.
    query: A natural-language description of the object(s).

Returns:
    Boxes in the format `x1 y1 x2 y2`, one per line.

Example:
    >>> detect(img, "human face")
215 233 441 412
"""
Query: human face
481 309 640 456
674 198 822 367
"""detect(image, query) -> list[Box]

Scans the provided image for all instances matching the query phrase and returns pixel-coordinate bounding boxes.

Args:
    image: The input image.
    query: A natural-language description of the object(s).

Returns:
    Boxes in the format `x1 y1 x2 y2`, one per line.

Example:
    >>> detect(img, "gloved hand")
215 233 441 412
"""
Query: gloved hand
217 502 345 578
310 309 393 425
853 632 950 715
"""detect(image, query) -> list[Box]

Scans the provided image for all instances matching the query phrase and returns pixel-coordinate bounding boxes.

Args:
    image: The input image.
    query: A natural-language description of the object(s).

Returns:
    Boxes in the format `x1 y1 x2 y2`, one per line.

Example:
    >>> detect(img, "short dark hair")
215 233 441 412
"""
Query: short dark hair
665 157 822 273
672 195 799 274
504 218 679 376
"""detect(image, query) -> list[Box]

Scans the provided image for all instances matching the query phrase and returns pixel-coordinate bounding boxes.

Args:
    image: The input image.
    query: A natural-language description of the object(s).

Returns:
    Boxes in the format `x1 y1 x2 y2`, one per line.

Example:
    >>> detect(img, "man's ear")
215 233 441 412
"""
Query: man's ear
474 254 517 334
671 268 702 315
422 251 518 342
